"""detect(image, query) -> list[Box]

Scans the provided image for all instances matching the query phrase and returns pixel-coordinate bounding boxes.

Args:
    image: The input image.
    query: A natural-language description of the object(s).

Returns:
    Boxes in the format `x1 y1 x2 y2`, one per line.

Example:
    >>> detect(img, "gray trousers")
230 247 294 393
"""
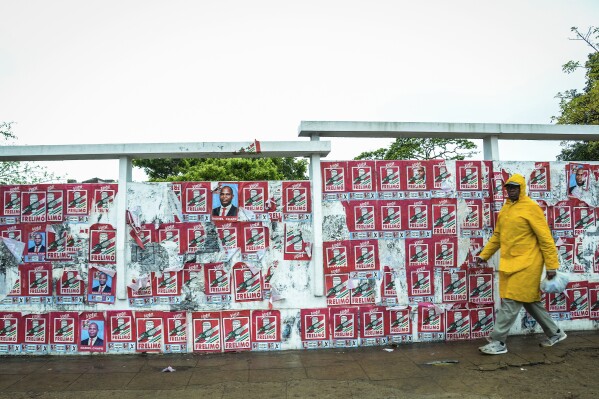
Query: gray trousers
490 298 559 343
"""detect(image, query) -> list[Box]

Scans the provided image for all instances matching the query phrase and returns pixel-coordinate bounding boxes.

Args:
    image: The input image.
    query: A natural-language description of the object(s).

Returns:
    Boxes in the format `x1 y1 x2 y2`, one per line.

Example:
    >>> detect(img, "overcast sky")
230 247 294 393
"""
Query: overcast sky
1 0 597 182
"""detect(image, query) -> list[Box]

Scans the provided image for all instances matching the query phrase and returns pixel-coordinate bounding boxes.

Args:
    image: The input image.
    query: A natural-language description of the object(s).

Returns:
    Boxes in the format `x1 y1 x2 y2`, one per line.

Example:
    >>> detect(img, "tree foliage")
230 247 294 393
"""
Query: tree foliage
554 27 599 161
354 137 477 161
133 157 308 182
0 122 60 185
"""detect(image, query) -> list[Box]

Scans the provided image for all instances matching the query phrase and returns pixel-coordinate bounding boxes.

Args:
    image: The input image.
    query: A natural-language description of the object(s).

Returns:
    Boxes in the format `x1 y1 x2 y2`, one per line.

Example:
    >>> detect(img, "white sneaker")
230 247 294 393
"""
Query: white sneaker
479 340 507 355
540 329 567 347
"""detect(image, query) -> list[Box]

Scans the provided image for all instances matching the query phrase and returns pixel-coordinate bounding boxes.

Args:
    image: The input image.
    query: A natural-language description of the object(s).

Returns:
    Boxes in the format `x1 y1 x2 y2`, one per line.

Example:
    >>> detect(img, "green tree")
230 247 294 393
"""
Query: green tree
355 138 477 161
554 27 599 161
133 157 308 182
1 122 59 184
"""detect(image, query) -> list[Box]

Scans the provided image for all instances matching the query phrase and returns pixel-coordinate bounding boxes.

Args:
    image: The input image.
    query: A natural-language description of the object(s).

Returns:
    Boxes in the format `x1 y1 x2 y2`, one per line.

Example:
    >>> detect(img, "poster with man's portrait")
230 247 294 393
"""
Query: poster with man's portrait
79 313 106 352
212 183 239 220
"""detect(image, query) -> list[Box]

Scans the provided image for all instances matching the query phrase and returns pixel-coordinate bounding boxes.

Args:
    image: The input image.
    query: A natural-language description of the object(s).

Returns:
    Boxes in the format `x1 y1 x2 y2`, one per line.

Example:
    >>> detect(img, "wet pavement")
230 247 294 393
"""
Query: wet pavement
1 330 598 399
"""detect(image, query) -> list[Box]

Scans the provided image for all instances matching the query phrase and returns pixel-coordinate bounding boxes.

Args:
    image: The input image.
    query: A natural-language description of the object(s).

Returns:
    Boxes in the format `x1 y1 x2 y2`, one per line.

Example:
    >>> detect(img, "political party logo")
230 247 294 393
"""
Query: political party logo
0 316 19 343
408 203 428 229
409 269 432 296
1 226 22 242
166 316 187 343
217 225 238 250
53 316 75 343
156 272 179 296
389 309 410 335
432 203 456 235
187 226 206 253
90 229 117 263
462 203 481 229
419 307 442 332
233 265 263 302
66 189 88 215
529 165 549 191
553 206 572 229
242 185 265 212
323 166 345 192
136 317 163 351
332 313 355 339
3 188 21 215
458 163 480 190
193 317 221 352
94 188 115 211
442 270 467 302
303 314 326 340
21 191 46 223
243 225 267 252
470 308 494 338
354 205 375 230
353 243 376 271
380 205 401 230
573 206 594 234
434 240 455 267
185 186 208 213
350 280 375 305
406 163 426 190
547 292 568 312
445 309 470 339
408 242 429 267
205 266 230 295
58 270 82 296
362 311 384 337
25 317 46 343
254 315 278 342
285 186 308 213
325 274 350 306
110 314 133 341
28 269 50 295
433 163 451 189
379 164 400 190
468 272 493 303
351 165 373 191
325 245 349 270
557 243 574 269
223 314 250 351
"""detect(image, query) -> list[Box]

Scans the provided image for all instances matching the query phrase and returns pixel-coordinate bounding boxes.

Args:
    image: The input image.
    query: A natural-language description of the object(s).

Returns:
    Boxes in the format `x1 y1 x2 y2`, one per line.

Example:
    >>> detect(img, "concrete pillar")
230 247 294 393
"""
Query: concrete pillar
116 156 132 300
309 134 324 296
483 136 499 160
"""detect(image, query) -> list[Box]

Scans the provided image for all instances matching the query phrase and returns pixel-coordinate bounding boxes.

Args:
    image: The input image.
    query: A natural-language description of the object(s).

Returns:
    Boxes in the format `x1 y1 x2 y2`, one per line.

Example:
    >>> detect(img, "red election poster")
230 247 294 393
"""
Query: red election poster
56 269 84 304
572 199 594 235
154 270 182 302
595 240 599 274
92 184 117 212
23 313 49 353
379 200 404 238
184 223 207 254
588 282 599 320
405 238 432 269
182 263 203 287
222 310 251 352
79 312 106 353
417 303 444 335
433 237 458 268
381 266 398 306
468 267 494 304
552 200 573 236
347 160 377 200
232 262 263 302
282 181 312 215
376 160 402 199
89 224 117 263
445 306 471 341
528 162 551 197
24 224 47 262
135 311 164 353
1 185 22 222
191 311 222 353
325 273 351 307
431 198 457 236
405 200 431 237
215 221 239 250
251 309 281 351
350 279 376 305
431 160 452 192
573 236 587 273
401 160 431 196
239 181 268 213
359 305 388 346
4 267 24 305
441 268 468 303
23 263 52 300
136 223 157 248
481 160 493 192
566 281 589 319
46 227 74 261
300 308 330 349
127 274 155 307
20 186 46 223
343 200 379 239
406 264 434 298
491 171 506 202
456 160 482 197
470 305 494 339
557 237 575 271
241 222 269 253
566 162 591 198
329 307 359 348
262 261 278 295
321 161 349 199
156 223 183 254
50 311 78 353
180 182 212 220
323 241 352 274
211 182 239 221
87 266 116 304
65 184 91 220
163 311 187 353
46 185 65 223
283 224 310 261
0 312 22 354
203 263 231 304
106 310 136 352
546 290 568 313
387 307 412 343
0 224 23 242
461 199 484 235
351 239 379 277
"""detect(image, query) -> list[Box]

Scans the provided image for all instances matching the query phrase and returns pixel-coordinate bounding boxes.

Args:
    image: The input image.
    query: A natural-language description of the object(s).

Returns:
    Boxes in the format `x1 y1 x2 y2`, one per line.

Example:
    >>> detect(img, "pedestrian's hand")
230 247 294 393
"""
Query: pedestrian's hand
546 270 557 280
474 256 484 267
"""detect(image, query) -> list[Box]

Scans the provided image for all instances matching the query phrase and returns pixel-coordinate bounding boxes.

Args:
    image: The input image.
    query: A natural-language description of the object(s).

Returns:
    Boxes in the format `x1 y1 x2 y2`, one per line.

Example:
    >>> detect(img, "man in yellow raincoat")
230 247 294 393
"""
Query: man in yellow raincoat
476 173 566 355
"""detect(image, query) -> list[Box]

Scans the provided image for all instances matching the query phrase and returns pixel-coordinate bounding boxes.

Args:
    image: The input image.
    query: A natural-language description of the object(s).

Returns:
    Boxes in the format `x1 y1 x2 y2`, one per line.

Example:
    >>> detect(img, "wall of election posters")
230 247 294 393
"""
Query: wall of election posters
0 159 598 355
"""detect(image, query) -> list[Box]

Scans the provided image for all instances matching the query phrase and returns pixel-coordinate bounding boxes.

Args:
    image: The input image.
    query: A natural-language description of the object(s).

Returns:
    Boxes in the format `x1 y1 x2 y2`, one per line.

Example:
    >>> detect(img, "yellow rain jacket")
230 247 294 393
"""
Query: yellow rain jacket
478 173 559 302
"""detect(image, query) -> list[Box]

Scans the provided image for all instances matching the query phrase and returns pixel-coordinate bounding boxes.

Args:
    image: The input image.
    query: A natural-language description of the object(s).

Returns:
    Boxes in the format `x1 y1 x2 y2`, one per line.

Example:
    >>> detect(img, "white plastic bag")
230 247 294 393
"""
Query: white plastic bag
540 271 569 293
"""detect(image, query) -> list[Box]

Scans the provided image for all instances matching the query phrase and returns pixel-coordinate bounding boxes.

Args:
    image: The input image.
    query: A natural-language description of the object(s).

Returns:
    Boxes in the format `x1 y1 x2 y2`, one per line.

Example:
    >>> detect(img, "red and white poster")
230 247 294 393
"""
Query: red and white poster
405 200 431 234
431 198 457 236
431 160 452 191
22 263 52 299
359 305 388 345
262 261 278 294
588 282 599 320
56 269 84 304
191 311 222 353
468 267 494 304
401 160 431 193
325 273 351 307
79 312 106 353
350 279 376 305
157 223 183 254
283 224 310 261
323 241 352 274
1 185 22 221
45 185 65 223
321 161 348 196
387 308 412 340
381 266 398 305
50 311 78 353
215 222 239 250
566 162 591 198
180 182 212 216
546 291 568 313
528 162 551 193
0 312 22 354
106 310 136 352
417 303 444 334
406 264 434 297
241 222 269 253
87 266 116 304
93 184 117 212
557 237 575 271
566 281 589 319
376 160 402 197
573 236 587 273
491 171 506 202
232 262 263 302
251 309 281 351
127 274 155 307
222 310 251 352
352 239 379 272
282 181 311 215
135 311 164 353
329 307 359 348
183 263 203 287
239 181 268 213
552 200 573 235
154 270 182 300
20 186 46 223
470 305 494 339
163 311 187 353
461 199 483 232
23 313 49 353
379 201 403 234
46 227 75 261
445 306 470 341
348 160 377 199
441 268 468 303
184 223 207 254
24 224 47 262
65 184 91 219
300 308 330 349
456 161 482 196
203 263 231 301
343 200 379 235
0 224 23 243
433 237 458 268
572 200 594 235
405 238 432 269
89 223 117 263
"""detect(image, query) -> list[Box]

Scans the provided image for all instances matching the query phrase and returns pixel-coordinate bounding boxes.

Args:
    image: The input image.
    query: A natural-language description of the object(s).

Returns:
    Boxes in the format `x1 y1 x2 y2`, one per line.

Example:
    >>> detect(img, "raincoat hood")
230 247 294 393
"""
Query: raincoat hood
504 173 527 199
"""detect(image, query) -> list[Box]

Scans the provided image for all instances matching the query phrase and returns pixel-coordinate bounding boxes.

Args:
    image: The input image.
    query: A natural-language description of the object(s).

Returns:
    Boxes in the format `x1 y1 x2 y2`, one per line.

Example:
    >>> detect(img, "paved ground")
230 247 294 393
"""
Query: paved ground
1 331 598 399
